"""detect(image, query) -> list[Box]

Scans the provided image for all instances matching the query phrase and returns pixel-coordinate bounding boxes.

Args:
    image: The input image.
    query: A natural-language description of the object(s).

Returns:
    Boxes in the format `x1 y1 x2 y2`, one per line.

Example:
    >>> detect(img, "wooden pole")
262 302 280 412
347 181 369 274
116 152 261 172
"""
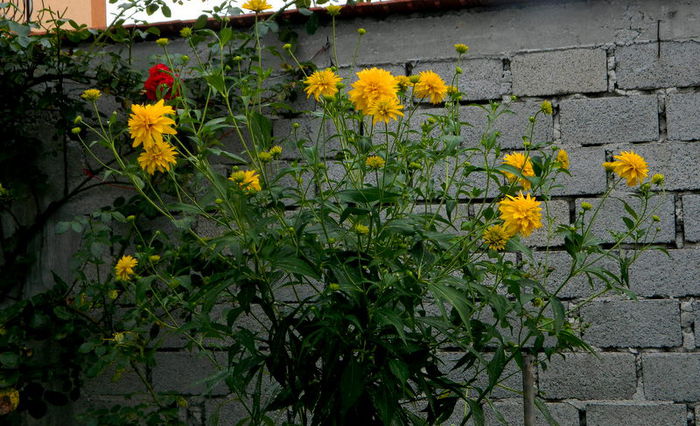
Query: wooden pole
522 352 536 426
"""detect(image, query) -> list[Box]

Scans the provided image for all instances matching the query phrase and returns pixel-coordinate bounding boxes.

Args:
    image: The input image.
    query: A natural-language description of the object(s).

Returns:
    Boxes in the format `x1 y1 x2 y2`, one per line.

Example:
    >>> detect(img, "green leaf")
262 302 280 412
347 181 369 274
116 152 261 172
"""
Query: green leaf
275 256 320 280
535 398 560 426
340 359 364 415
550 296 565 334
337 188 400 204
205 71 227 96
0 352 19 368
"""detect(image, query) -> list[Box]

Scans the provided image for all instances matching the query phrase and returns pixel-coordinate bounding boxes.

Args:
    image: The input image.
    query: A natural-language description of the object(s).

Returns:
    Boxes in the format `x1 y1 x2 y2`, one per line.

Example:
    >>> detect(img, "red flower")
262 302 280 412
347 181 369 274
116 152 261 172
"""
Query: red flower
144 64 177 100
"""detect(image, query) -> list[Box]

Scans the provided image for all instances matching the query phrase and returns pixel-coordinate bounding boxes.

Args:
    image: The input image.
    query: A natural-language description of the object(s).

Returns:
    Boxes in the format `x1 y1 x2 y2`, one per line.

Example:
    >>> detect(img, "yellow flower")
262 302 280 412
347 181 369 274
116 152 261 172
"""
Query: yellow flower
540 100 553 115
242 0 271 12
651 173 664 185
604 151 648 186
395 75 413 91
304 69 342 101
156 38 169 46
498 192 543 237
0 388 19 415
556 149 569 170
269 145 283 157
229 170 262 192
137 140 178 175
502 152 535 190
482 224 512 251
348 68 398 114
366 96 404 124
128 99 177 149
365 155 386 169
115 255 138 281
413 71 448 104
454 43 469 54
353 224 369 234
180 27 192 38
326 4 342 15
81 89 101 101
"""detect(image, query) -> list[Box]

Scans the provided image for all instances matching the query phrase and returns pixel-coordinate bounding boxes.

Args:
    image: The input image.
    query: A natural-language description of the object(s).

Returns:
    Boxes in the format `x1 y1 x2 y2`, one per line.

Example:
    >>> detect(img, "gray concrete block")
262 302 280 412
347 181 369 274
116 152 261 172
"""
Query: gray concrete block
684 195 700 242
559 96 658 146
623 141 700 191
643 353 700 401
272 115 340 160
511 49 607 96
587 403 687 426
616 41 700 90
580 300 681 348
667 92 700 141
539 352 636 399
527 199 569 248
528 250 615 299
412 58 505 101
630 248 700 297
152 351 228 395
576 193 675 244
479 399 579 426
460 101 553 149
82 363 148 396
550 146 607 196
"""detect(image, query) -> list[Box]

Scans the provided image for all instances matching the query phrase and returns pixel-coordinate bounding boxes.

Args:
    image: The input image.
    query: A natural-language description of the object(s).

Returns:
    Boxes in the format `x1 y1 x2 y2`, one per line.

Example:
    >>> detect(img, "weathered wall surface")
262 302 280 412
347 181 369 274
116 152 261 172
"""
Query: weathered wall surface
38 0 700 424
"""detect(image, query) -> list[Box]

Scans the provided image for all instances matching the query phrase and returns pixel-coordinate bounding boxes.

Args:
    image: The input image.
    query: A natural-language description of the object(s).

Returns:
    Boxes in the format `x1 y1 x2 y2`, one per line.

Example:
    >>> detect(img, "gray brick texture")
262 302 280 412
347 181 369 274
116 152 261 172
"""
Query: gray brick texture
152 352 228 395
643 353 700 401
586 403 687 426
511 48 608 96
559 95 659 146
684 194 700 242
580 300 681 348
667 92 700 141
460 101 553 149
412 58 506 101
630 248 700 297
616 41 700 90
539 352 637 399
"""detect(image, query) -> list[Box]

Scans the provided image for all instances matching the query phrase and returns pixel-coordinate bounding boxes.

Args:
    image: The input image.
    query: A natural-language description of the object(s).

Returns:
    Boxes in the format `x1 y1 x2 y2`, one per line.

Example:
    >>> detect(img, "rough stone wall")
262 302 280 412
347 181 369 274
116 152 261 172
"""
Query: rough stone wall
44 0 700 424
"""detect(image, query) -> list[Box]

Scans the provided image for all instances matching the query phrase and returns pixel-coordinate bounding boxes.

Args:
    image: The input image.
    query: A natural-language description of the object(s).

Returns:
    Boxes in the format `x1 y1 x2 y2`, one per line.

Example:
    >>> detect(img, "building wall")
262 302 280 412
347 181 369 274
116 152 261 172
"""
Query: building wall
42 0 700 424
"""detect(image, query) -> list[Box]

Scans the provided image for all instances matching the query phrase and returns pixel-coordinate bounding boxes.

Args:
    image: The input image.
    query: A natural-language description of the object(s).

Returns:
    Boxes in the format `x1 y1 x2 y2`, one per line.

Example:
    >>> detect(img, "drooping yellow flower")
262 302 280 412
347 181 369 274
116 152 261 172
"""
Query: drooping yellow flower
502 152 535 190
348 68 398 114
128 99 177 149
81 89 101 101
304 69 342 101
0 388 19 415
115 255 138 281
229 170 262 192
365 155 386 169
604 151 648 186
413 71 448 104
482 224 512 251
242 0 271 12
366 96 404 124
556 149 569 170
137 140 178 175
498 192 543 237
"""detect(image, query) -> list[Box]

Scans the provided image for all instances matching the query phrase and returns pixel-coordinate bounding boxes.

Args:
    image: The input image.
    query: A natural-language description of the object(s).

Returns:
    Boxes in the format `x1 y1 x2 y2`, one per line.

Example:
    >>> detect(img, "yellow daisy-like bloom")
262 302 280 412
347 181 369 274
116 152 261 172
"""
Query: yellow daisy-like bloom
81 89 101 101
498 192 543 237
482 223 512 251
128 99 177 149
413 71 448 104
604 151 649 186
556 149 569 170
304 69 342 101
229 170 262 192
366 96 404 124
242 0 271 12
365 155 386 169
348 68 398 114
0 388 19 415
137 140 178 175
115 255 138 281
502 152 536 190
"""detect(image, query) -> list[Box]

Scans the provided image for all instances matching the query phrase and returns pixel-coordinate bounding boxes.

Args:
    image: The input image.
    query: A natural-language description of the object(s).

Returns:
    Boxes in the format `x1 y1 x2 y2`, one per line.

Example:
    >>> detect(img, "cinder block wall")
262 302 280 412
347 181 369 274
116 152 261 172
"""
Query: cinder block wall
62 0 700 424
